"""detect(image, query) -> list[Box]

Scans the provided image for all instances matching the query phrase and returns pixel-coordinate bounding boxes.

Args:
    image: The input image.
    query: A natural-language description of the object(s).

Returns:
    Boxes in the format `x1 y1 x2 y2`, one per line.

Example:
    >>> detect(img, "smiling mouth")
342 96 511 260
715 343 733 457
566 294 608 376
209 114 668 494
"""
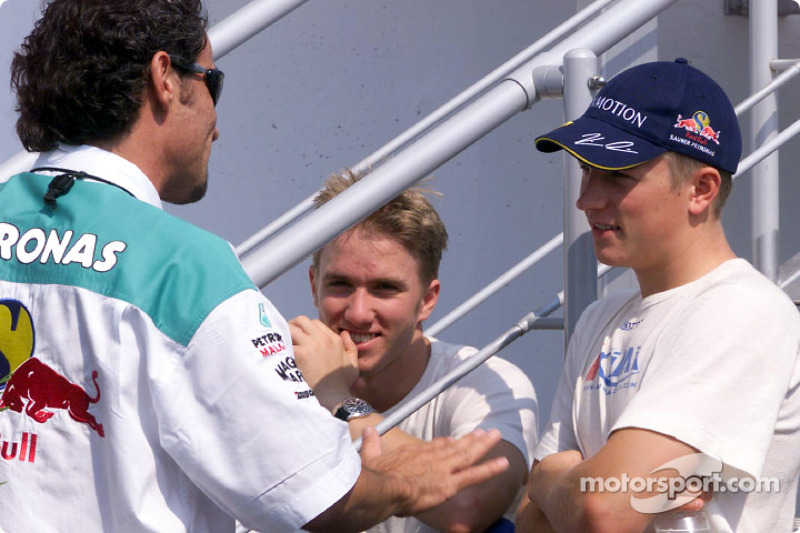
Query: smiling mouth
593 223 620 231
347 332 379 344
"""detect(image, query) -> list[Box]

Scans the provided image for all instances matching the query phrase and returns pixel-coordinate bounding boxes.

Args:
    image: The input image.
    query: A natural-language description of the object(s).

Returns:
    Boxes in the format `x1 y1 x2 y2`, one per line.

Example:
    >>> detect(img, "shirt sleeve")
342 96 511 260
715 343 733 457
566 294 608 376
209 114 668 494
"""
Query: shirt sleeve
149 289 361 532
443 350 539 467
534 342 582 461
612 284 800 478
534 297 616 461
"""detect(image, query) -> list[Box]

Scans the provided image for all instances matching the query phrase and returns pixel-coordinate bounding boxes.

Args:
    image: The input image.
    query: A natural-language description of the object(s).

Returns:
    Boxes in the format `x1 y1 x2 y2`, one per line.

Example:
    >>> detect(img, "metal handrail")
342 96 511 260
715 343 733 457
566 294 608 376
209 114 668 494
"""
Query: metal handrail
240 0 680 288
426 234 563 337
208 0 310 58
735 59 800 116
233 0 620 255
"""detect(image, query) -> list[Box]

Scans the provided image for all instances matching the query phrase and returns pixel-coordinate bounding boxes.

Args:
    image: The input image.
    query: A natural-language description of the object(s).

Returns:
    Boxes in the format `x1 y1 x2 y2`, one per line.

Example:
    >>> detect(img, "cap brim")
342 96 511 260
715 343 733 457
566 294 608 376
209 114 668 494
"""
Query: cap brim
535 116 667 170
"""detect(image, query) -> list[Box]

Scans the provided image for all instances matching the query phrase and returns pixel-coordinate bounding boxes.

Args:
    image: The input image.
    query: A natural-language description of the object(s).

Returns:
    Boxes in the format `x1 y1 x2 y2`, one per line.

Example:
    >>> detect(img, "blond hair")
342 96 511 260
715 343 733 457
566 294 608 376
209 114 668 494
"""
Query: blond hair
311 170 448 284
663 151 732 217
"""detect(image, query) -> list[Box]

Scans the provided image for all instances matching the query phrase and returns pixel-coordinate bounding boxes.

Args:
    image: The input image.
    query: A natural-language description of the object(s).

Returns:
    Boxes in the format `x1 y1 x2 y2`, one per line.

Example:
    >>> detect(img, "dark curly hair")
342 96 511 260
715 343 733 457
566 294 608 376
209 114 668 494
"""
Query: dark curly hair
11 0 208 152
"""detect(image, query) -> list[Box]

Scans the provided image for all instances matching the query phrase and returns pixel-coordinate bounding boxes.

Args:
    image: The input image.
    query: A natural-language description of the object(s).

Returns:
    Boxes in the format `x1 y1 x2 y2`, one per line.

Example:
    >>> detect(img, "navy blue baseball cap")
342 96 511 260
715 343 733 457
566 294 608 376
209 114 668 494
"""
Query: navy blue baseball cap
535 59 742 174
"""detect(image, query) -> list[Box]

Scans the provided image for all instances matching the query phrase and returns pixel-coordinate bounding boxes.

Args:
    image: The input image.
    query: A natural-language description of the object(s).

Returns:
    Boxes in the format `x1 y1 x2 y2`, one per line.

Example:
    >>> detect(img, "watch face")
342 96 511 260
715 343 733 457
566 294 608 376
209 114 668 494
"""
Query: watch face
342 398 372 416
334 398 374 421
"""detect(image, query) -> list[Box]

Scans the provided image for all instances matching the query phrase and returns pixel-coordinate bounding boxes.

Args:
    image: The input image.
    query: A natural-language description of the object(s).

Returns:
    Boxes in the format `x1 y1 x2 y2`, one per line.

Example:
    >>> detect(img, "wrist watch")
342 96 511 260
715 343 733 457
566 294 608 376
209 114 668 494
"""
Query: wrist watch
333 398 374 421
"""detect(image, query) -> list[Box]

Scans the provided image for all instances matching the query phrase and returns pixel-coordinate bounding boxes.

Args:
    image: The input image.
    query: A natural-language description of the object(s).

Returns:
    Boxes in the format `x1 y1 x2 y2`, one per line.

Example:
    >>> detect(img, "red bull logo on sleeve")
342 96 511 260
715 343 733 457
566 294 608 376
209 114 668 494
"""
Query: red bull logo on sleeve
0 299 104 438
673 111 721 145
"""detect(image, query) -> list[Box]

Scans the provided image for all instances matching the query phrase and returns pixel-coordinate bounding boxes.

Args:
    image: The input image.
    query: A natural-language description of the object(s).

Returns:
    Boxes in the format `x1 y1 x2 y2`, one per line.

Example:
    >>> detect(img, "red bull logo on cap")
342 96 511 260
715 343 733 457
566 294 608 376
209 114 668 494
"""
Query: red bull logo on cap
0 299 104 437
673 111 721 145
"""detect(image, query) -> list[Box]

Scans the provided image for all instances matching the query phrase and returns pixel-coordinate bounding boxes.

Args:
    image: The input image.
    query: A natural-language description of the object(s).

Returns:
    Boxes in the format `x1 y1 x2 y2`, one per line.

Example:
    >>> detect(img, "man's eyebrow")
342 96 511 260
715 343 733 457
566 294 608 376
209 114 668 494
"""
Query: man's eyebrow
371 276 409 289
321 271 349 282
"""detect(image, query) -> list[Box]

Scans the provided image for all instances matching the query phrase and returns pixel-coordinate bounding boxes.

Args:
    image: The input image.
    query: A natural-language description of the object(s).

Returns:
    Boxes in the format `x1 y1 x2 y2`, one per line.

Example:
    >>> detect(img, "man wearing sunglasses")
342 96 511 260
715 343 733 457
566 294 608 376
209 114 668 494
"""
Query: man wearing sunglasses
0 1 508 532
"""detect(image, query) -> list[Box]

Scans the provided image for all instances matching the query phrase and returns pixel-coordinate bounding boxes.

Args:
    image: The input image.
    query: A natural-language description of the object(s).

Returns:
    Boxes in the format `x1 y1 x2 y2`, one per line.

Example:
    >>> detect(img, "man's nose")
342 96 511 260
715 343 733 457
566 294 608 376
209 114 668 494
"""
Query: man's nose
344 289 374 324
576 170 605 212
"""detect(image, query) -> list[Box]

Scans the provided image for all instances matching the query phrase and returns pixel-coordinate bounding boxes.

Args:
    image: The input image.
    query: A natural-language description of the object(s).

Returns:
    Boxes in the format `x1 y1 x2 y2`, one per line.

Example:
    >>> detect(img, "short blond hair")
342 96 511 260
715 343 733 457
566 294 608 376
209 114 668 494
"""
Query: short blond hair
663 151 732 217
311 170 448 284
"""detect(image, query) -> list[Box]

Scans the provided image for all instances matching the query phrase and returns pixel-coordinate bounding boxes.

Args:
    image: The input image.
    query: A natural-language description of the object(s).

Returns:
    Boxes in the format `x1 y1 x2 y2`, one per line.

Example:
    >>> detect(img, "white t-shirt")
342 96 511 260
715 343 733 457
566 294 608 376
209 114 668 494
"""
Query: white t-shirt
536 259 800 532
370 337 539 533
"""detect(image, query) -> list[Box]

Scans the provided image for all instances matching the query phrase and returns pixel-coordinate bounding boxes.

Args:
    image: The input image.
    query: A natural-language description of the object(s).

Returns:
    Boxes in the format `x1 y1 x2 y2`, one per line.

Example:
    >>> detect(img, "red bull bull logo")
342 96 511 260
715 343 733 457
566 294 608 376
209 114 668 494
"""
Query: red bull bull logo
1 299 104 437
1 358 104 437
673 111 721 145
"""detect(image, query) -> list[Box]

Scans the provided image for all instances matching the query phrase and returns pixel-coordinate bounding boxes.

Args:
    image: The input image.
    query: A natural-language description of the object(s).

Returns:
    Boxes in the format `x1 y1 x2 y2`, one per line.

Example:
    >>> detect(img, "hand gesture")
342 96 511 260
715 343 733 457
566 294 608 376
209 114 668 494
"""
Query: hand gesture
289 315 358 411
360 426 510 516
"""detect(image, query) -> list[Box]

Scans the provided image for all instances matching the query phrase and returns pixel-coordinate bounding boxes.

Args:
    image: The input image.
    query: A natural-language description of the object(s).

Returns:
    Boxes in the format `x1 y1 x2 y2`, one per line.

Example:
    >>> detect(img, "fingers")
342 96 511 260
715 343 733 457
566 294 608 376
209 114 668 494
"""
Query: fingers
340 330 358 365
289 315 334 343
445 429 509 489
675 493 708 512
451 453 510 492
289 315 358 402
360 426 383 460
289 316 342 356
436 428 503 466
369 428 510 516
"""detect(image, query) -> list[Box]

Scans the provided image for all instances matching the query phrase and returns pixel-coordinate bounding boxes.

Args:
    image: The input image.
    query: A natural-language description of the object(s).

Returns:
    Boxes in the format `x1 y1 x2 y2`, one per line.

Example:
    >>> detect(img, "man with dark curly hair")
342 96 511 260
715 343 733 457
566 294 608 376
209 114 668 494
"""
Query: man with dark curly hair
0 1 508 532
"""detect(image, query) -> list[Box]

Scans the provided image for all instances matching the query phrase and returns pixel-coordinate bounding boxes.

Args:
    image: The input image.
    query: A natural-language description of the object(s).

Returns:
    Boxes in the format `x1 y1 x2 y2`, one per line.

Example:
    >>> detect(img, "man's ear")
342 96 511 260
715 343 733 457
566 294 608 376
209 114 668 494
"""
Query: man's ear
688 166 721 217
418 279 441 322
148 51 176 111
309 265 319 308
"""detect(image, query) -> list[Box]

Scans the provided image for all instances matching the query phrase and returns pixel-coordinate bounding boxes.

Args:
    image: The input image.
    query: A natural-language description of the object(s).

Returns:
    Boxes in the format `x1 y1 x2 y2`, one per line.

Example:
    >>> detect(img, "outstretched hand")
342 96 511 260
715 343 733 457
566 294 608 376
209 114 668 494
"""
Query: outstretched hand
359 426 510 516
289 315 358 411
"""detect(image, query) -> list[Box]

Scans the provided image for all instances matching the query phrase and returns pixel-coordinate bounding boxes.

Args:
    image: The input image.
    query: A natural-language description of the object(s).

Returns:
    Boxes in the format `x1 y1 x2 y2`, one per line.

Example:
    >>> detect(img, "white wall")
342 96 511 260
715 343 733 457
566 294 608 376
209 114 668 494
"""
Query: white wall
1 0 799 440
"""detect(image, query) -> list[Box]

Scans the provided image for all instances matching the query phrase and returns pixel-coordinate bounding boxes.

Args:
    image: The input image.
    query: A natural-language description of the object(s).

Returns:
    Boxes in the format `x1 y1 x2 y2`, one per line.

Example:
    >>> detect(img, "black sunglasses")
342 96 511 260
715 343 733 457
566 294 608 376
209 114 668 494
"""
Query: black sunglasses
169 56 225 106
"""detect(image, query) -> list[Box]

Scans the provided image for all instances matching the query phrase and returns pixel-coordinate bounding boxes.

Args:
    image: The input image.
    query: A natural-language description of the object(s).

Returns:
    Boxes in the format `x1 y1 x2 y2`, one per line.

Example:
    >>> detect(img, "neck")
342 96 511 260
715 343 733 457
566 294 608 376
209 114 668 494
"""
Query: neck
90 99 169 195
636 221 736 298
351 332 431 413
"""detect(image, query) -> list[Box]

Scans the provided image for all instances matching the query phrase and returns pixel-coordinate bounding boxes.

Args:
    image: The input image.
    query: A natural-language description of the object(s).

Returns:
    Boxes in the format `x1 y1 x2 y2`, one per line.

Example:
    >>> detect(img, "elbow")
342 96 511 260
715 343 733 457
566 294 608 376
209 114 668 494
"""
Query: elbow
432 497 507 533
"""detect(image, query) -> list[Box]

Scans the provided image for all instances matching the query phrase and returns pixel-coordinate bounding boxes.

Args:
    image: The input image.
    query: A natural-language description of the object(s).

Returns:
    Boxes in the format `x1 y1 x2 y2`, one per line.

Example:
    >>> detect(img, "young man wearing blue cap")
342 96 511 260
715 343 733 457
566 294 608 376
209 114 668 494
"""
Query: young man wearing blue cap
516 59 800 532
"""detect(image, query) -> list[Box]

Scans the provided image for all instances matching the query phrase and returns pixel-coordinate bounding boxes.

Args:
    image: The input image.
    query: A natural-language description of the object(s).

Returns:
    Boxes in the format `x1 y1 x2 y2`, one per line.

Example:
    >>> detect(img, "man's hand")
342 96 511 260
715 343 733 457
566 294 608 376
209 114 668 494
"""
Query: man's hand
303 427 510 532
516 488 557 533
289 315 358 411
360 426 511 517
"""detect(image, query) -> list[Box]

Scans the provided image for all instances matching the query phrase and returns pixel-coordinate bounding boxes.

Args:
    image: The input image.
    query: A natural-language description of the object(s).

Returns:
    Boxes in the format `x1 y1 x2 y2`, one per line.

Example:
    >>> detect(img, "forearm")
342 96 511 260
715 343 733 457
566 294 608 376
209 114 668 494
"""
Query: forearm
303 466 406 533
528 452 643 533
528 456 596 532
346 412 420 449
413 442 527 533
413 476 520 533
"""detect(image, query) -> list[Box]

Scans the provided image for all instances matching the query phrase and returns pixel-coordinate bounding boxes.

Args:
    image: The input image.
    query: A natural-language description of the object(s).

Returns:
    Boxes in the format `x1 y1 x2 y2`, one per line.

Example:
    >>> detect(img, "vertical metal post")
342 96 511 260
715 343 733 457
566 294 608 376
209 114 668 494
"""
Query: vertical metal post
750 0 780 281
562 49 599 347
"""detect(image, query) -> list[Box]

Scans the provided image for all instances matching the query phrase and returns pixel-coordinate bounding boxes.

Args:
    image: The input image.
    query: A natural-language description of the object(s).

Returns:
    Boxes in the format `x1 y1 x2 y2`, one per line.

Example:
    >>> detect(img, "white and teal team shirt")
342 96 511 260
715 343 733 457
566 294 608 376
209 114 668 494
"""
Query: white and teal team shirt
0 145 360 533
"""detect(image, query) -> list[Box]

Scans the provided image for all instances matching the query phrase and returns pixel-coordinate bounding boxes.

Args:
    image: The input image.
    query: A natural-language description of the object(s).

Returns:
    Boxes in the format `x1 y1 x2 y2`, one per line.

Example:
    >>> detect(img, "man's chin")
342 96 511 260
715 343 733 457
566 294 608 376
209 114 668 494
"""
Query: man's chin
162 176 208 205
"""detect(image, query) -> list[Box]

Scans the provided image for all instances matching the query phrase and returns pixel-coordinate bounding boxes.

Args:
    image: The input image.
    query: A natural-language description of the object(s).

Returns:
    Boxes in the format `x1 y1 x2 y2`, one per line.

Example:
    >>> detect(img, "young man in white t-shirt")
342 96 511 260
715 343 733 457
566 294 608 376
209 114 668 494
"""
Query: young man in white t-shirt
290 172 538 533
516 59 800 533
